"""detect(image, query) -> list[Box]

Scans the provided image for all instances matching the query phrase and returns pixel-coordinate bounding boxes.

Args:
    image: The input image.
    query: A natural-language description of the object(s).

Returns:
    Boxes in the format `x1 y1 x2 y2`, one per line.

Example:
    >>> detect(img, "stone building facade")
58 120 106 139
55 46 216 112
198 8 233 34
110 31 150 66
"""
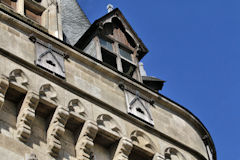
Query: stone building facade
0 0 216 160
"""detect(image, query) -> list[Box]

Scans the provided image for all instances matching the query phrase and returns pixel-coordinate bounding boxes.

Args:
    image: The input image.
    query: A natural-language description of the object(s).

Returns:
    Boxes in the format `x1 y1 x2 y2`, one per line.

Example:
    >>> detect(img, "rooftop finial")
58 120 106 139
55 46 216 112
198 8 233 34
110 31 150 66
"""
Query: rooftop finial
139 62 147 76
107 4 114 13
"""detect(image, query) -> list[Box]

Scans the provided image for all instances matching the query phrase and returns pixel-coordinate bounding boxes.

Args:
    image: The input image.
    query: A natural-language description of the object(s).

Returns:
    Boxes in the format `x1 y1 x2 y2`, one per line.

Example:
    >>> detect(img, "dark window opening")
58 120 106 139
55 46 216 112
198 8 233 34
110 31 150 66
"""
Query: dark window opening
102 48 117 70
122 59 136 77
129 148 153 160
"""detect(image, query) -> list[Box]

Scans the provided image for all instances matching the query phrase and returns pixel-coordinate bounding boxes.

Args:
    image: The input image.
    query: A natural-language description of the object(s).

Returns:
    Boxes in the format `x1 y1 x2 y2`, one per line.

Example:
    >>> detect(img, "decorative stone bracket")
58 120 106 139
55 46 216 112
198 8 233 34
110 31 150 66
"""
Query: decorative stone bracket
47 105 69 157
16 91 39 142
75 120 98 160
113 137 133 160
0 76 9 110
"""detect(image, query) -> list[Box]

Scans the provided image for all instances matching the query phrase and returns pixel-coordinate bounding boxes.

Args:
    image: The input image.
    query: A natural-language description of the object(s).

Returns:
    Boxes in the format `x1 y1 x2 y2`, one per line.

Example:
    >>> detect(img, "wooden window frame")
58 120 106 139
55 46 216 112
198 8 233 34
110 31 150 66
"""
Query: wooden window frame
99 35 137 77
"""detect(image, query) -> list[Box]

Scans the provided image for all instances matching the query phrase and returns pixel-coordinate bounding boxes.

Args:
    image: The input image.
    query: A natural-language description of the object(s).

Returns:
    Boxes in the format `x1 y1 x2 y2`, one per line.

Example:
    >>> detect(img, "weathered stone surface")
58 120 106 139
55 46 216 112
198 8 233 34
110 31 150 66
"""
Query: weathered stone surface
0 75 9 110
0 0 214 159
75 120 98 160
16 91 39 142
113 137 133 160
153 153 165 160
47 105 69 157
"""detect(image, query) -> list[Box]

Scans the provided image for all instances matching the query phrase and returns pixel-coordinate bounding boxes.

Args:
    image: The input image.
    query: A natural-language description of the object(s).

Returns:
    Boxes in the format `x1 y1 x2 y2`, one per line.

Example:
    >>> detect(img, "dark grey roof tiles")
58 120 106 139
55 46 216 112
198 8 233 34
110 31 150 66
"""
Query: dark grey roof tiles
61 0 91 46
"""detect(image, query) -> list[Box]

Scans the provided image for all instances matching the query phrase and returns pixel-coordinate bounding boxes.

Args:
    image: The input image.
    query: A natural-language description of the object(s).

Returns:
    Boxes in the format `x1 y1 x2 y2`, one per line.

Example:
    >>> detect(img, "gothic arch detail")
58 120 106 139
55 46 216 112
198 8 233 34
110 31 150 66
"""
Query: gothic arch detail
9 69 29 91
164 148 186 160
39 84 57 105
68 99 88 119
130 130 156 153
96 114 122 137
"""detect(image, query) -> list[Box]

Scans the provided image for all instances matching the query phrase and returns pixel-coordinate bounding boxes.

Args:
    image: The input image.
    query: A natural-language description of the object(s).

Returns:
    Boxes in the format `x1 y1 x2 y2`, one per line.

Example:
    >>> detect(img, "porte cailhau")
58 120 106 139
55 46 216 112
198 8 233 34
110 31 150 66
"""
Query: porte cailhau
0 0 216 160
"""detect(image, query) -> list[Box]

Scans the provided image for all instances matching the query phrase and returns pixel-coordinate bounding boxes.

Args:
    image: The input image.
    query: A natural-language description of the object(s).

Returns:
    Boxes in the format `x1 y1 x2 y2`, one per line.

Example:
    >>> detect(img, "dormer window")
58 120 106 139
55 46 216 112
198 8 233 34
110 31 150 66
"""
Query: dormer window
99 36 137 78
74 9 149 81
0 0 16 10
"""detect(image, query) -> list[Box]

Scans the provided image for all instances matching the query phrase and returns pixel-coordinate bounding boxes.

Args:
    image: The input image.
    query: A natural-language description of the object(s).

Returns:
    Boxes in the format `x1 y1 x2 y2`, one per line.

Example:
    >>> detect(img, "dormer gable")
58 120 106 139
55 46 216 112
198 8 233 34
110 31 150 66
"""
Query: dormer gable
75 9 148 82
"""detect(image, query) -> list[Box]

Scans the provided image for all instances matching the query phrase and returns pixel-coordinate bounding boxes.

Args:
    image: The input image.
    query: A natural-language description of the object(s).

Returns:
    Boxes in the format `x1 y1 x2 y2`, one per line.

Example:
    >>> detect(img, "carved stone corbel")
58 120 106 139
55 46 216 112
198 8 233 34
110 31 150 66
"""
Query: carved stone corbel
47 105 69 157
0 76 9 110
16 91 39 142
113 137 133 160
75 120 98 160
153 153 165 160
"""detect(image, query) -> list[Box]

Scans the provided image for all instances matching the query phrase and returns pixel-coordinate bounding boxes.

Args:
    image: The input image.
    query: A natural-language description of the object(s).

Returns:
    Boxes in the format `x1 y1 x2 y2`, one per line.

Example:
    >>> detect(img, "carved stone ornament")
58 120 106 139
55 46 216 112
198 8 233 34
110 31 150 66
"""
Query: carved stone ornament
68 99 88 120
34 38 65 78
112 137 133 160
9 69 29 92
0 75 9 110
164 148 186 160
96 114 122 137
76 120 98 160
153 153 165 160
39 84 57 107
125 90 154 125
16 91 39 142
25 153 38 160
47 105 69 157
130 130 156 154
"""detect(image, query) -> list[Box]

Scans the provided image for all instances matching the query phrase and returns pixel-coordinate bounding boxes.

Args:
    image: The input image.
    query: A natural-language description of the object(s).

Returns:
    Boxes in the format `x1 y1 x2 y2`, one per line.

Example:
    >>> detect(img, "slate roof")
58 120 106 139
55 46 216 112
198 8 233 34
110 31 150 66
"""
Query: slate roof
61 0 91 46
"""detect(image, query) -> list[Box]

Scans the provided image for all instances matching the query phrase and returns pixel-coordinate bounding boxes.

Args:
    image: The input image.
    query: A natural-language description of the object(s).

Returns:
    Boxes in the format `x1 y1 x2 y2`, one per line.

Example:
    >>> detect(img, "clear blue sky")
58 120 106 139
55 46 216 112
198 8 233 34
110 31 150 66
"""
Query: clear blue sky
77 0 239 159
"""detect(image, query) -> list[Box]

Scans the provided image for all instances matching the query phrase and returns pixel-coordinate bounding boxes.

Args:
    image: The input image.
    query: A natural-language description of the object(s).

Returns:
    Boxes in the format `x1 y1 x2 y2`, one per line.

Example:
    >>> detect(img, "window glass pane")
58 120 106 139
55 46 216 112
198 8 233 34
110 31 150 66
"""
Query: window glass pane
99 38 113 51
119 48 132 61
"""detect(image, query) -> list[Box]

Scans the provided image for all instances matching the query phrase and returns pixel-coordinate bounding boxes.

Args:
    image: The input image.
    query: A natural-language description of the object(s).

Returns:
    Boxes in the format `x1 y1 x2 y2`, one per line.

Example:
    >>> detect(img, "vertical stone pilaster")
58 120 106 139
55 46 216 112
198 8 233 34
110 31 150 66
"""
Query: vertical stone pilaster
47 2 59 38
0 76 9 110
113 137 133 160
47 105 69 157
16 91 39 142
75 120 98 160
16 0 24 15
